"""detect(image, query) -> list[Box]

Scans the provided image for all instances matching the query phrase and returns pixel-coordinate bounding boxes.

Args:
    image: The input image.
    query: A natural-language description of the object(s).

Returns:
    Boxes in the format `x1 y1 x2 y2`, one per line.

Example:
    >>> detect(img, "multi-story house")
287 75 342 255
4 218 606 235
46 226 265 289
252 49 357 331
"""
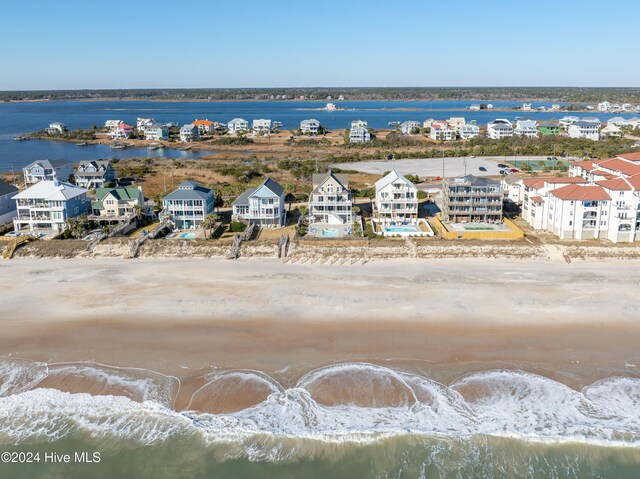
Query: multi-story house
349 125 371 143
74 160 117 189
45 122 66 135
227 118 249 134
232 178 286 228
308 171 353 226
0 179 19 226
459 124 480 139
522 103 532 111
487 119 513 139
91 186 145 219
597 101 611 112
374 170 418 224
537 121 560 136
568 121 600 141
192 119 216 134
514 119 538 138
160 180 215 229
252 119 272 134
400 120 420 135
179 124 199 142
448 117 466 130
559 116 580 129
300 119 320 134
144 125 169 141
442 175 503 223
23 159 74 186
107 123 133 140
430 122 453 140
136 118 155 132
12 180 89 233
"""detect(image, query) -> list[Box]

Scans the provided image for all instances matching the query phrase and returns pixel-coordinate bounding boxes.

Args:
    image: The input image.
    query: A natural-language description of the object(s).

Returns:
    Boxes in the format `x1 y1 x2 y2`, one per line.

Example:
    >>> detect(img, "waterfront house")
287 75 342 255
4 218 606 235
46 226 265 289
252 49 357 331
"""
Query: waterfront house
469 104 481 111
179 124 199 142
107 123 133 140
537 121 560 136
300 119 320 134
136 118 155 132
349 121 371 143
232 178 286 228
91 186 145 219
448 117 466 131
12 180 89 233
607 117 630 128
74 160 117 189
374 170 418 224
568 121 600 141
459 124 480 139
160 180 215 229
551 104 561 111
443 175 503 224
514 119 538 138
400 121 420 135
23 159 74 186
430 121 453 141
0 179 18 226
582 117 602 128
487 119 513 139
252 119 273 134
192 119 216 134
308 171 353 228
597 101 611 112
559 116 580 129
501 174 525 205
601 124 622 138
144 124 169 141
522 103 532 111
105 120 123 129
45 122 66 135
326 103 337 111
227 118 249 134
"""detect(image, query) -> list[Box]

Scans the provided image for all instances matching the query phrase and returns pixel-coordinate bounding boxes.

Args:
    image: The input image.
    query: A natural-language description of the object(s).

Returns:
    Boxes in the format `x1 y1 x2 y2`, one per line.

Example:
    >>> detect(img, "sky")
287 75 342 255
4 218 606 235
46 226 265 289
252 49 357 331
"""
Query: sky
1 0 639 90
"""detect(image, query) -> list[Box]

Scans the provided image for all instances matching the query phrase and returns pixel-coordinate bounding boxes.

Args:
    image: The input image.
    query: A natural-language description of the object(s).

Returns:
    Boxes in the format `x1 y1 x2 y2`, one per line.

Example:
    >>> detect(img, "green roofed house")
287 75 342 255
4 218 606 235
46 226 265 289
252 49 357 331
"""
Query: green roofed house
91 186 145 219
537 121 560 136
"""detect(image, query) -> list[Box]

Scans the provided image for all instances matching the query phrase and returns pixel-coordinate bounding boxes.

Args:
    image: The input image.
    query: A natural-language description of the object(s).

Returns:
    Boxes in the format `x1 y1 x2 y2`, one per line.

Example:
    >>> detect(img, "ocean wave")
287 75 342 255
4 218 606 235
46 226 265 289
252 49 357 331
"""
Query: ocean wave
1 359 640 454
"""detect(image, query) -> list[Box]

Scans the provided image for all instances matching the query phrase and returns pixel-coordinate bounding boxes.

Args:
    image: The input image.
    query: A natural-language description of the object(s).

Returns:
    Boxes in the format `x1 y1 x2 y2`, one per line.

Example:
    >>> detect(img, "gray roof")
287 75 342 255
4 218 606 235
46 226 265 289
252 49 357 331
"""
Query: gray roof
459 174 500 186
162 180 213 201
537 121 558 128
0 179 19 197
232 178 284 206
502 174 522 185
24 159 72 170
312 171 349 190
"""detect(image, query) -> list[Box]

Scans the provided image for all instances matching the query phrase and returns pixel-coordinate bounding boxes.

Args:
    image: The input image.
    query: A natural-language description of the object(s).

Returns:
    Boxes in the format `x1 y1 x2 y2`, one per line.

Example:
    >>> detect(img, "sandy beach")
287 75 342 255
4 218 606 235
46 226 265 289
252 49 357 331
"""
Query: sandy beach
1 256 640 409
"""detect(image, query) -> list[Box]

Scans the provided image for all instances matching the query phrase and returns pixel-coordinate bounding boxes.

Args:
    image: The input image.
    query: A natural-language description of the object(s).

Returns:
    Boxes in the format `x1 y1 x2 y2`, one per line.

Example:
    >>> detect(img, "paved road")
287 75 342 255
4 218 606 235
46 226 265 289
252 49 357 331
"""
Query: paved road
331 155 558 178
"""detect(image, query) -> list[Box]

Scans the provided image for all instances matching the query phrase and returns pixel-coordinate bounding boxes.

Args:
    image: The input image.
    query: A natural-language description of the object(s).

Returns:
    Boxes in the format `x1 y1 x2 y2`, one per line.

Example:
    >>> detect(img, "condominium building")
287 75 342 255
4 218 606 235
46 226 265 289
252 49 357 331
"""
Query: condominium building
442 175 503 223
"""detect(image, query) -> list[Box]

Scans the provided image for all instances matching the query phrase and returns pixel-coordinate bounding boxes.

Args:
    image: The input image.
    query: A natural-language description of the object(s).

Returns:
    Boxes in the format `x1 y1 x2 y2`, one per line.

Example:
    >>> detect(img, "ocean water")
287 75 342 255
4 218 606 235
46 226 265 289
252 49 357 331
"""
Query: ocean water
1 358 640 478
2 100 640 171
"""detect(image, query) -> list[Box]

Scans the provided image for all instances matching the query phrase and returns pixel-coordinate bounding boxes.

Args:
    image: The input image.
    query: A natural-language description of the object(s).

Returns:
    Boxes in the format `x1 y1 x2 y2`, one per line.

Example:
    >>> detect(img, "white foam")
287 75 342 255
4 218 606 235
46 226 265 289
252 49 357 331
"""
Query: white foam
0 357 48 397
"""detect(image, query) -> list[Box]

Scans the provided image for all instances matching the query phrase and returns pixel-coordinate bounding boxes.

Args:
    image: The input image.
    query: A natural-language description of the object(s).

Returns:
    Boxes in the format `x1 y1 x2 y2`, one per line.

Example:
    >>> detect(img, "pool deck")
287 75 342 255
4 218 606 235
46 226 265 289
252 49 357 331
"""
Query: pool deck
308 223 352 238
448 222 511 232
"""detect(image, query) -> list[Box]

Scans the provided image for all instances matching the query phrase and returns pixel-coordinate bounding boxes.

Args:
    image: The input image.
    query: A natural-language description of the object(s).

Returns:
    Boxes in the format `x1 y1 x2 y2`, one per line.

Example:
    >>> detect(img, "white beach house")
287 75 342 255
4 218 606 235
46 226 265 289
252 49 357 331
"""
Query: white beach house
227 118 249 134
145 124 169 141
308 171 353 234
252 119 273 134
160 180 215 229
45 122 66 135
300 119 320 135
400 121 420 135
514 119 538 138
459 124 480 139
374 170 418 224
487 119 513 139
567 121 600 141
74 160 117 189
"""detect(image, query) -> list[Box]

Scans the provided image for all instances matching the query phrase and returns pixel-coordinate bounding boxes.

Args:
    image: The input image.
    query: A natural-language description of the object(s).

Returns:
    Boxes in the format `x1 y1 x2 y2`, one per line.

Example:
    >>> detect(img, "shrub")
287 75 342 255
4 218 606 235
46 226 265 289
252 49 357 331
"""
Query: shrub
230 221 247 232
295 224 308 236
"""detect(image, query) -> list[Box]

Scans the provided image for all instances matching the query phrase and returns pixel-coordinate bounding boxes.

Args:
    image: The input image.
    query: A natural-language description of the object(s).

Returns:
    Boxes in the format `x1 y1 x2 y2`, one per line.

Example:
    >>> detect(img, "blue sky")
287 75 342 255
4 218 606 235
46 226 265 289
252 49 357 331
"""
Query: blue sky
1 0 639 90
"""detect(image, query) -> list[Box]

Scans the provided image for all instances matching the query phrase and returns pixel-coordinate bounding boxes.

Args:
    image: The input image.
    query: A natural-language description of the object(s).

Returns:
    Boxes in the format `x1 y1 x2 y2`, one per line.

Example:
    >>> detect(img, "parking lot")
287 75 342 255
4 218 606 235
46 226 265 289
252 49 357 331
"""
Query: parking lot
331 156 552 178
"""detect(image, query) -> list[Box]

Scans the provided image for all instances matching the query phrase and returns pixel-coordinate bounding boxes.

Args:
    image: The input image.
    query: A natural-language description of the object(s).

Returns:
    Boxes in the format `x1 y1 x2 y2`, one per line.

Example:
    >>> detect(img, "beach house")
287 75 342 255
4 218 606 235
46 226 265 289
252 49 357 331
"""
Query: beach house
559 116 580 129
22 159 74 186
400 121 420 135
597 101 611 112
74 160 117 189
192 119 216 134
227 118 249 134
430 121 453 141
0 179 18 226
252 119 273 134
136 118 155 132
160 180 215 229
45 122 66 135
232 178 286 228
448 117 466 131
522 103 532 111
459 124 480 139
91 186 145 219
144 124 169 141
374 170 418 224
349 120 371 143
12 180 89 233
442 175 503 224
487 119 513 139
179 124 199 142
308 171 353 234
107 123 133 140
537 121 560 136
514 119 538 138
300 119 320 134
568 121 600 141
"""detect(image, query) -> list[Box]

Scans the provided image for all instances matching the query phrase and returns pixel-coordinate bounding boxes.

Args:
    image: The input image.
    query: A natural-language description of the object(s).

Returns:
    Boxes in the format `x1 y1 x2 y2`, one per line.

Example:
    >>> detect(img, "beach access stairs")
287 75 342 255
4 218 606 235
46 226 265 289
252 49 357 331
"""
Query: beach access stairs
2 235 35 260
227 223 256 259
126 220 173 259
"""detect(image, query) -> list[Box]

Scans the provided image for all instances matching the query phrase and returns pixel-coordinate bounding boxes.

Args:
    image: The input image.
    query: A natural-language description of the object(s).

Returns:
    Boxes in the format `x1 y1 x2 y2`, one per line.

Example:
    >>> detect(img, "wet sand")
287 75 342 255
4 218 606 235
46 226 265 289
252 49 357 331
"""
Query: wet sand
1 257 640 408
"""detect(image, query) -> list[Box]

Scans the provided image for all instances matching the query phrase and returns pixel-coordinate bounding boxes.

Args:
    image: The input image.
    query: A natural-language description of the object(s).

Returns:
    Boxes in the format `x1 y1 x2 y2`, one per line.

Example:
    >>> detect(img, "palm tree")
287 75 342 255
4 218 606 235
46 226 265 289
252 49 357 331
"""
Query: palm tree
201 214 217 238
285 192 296 212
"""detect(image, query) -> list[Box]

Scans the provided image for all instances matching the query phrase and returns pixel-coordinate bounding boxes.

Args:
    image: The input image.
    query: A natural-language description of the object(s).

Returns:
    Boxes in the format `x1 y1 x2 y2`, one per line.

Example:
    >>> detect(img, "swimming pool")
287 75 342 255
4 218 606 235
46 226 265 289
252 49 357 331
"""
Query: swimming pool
384 225 420 233
321 228 339 238
180 232 196 239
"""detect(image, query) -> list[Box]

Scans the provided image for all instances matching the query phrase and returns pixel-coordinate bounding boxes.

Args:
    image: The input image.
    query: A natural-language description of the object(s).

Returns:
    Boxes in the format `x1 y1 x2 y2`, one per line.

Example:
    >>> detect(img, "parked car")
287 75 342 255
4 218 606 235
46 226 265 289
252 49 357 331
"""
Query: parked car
499 169 506 175
509 168 520 173
479 166 487 172
469 155 476 158
497 163 508 168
